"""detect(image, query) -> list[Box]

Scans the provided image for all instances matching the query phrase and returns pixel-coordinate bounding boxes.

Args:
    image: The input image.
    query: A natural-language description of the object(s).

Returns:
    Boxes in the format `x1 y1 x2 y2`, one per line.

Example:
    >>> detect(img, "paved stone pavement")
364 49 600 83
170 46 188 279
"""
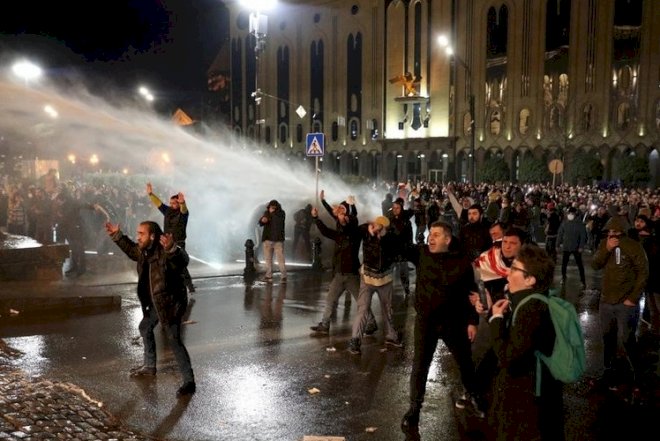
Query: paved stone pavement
0 345 153 441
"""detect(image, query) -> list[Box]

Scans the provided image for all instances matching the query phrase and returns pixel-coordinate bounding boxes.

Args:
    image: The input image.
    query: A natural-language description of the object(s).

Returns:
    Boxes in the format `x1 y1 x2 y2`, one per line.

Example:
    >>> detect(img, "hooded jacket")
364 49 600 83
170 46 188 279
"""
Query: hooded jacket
259 200 286 242
592 217 648 304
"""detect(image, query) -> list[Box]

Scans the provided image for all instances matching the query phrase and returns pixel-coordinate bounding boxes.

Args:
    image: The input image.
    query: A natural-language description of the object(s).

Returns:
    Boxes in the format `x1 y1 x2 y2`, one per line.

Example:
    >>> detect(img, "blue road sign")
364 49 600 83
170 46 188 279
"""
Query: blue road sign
306 133 325 157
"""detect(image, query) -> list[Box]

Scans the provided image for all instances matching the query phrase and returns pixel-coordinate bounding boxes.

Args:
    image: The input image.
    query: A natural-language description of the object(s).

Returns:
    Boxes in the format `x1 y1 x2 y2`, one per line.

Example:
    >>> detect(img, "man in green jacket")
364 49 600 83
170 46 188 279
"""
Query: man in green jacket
592 216 648 392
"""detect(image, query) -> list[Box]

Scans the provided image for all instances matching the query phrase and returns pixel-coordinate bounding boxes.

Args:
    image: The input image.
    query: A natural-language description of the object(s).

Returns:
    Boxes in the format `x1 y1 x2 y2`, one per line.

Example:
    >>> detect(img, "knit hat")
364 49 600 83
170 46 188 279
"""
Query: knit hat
374 216 390 228
547 202 555 210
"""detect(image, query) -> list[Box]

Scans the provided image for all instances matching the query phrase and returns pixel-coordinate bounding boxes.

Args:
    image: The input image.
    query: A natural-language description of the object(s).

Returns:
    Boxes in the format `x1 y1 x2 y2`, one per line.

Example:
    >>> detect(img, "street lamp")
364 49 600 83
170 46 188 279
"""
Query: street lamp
137 86 154 102
12 60 42 86
438 35 476 184
241 0 277 140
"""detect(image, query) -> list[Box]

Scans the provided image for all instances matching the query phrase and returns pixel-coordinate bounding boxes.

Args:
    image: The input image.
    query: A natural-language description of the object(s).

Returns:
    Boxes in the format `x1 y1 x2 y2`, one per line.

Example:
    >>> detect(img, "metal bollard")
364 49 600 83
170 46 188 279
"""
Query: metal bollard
244 239 257 278
311 237 324 271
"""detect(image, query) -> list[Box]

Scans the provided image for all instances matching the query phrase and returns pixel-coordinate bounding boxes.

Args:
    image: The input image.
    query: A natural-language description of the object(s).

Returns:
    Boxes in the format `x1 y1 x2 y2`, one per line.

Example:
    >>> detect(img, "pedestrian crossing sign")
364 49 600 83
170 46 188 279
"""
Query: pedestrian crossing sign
306 133 325 157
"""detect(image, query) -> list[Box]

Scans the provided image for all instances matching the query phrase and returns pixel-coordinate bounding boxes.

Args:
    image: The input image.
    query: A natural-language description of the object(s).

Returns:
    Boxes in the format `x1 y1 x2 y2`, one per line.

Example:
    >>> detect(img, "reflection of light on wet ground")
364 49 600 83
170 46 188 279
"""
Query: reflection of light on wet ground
6 336 48 374
223 366 281 417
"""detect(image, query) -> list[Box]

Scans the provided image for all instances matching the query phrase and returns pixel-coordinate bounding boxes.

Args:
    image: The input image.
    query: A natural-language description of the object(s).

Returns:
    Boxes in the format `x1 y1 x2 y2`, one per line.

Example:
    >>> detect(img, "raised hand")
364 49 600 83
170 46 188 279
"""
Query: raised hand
320 189 325 200
160 232 175 250
177 192 185 203
104 222 120 235
146 182 153 195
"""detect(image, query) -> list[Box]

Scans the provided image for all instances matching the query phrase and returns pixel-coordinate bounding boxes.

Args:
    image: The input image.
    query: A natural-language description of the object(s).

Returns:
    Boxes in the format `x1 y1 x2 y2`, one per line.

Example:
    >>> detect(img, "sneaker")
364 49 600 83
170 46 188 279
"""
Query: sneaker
400 406 420 431
348 338 361 355
176 381 196 397
364 322 378 336
385 338 403 348
455 392 485 418
129 365 156 377
262 276 273 283
310 322 329 334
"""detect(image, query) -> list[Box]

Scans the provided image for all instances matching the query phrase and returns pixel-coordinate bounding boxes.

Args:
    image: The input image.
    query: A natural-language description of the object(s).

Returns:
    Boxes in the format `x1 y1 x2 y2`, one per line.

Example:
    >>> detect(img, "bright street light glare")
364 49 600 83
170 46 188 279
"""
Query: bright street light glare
445 47 454 56
90 154 99 165
438 35 449 47
12 60 43 82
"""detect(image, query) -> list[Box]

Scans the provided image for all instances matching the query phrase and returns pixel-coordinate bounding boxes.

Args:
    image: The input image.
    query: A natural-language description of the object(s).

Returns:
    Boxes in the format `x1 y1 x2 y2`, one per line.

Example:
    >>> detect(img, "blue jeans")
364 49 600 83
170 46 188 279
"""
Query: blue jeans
599 301 638 384
139 305 194 383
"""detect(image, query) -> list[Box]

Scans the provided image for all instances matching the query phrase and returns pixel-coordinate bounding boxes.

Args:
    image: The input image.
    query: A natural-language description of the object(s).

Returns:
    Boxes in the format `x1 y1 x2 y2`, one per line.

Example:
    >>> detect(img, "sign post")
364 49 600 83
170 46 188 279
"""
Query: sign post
306 133 325 205
548 159 564 187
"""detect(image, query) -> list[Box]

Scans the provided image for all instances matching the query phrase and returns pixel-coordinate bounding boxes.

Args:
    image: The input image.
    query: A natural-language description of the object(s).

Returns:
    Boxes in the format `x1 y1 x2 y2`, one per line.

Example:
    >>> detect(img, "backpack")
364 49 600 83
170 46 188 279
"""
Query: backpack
512 292 586 396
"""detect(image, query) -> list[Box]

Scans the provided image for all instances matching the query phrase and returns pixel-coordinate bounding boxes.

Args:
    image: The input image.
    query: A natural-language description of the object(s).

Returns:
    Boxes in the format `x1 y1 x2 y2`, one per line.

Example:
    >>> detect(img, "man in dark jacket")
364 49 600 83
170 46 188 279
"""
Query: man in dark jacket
105 220 196 397
401 221 482 432
557 206 588 289
146 183 195 293
259 199 287 283
458 204 492 261
388 198 415 296
292 203 313 262
308 204 376 335
544 202 561 262
348 215 401 354
53 191 100 277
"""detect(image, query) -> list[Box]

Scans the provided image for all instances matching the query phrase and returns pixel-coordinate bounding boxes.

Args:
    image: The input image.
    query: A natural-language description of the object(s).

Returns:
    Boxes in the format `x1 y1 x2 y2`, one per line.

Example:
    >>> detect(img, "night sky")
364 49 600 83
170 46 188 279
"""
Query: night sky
0 0 229 113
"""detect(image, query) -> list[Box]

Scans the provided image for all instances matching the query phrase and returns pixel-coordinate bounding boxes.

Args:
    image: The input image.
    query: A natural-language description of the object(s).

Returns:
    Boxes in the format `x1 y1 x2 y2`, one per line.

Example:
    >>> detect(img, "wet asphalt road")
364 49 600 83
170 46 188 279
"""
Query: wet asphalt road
1 253 658 441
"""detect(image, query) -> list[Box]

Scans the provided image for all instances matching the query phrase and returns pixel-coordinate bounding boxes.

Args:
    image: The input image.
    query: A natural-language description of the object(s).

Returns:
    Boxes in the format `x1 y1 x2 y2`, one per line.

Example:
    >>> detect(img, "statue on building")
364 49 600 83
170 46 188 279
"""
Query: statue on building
389 72 422 97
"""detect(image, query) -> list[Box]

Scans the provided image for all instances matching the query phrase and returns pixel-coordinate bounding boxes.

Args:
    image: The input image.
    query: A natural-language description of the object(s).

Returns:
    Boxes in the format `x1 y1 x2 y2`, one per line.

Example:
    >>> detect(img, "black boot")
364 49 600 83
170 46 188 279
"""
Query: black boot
401 406 420 431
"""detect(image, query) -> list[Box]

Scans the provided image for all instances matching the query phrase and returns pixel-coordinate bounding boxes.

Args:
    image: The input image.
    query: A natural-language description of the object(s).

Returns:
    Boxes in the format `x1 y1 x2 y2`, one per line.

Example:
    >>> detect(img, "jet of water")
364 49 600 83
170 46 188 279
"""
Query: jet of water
0 76 383 264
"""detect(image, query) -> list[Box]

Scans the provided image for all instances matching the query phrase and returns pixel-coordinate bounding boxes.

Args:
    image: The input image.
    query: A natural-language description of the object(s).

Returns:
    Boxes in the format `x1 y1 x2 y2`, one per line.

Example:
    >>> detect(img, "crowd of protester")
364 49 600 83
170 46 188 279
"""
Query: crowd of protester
0 171 156 272
2 169 658 438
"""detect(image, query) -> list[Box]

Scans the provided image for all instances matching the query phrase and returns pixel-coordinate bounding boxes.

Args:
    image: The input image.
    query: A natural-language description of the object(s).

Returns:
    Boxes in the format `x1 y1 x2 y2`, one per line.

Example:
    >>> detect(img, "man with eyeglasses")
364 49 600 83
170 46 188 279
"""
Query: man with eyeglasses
592 216 648 392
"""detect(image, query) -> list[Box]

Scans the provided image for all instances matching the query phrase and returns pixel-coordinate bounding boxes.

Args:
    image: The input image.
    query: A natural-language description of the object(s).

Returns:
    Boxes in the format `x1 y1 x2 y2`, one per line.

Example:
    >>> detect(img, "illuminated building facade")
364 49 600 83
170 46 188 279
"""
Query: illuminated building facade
217 0 660 186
